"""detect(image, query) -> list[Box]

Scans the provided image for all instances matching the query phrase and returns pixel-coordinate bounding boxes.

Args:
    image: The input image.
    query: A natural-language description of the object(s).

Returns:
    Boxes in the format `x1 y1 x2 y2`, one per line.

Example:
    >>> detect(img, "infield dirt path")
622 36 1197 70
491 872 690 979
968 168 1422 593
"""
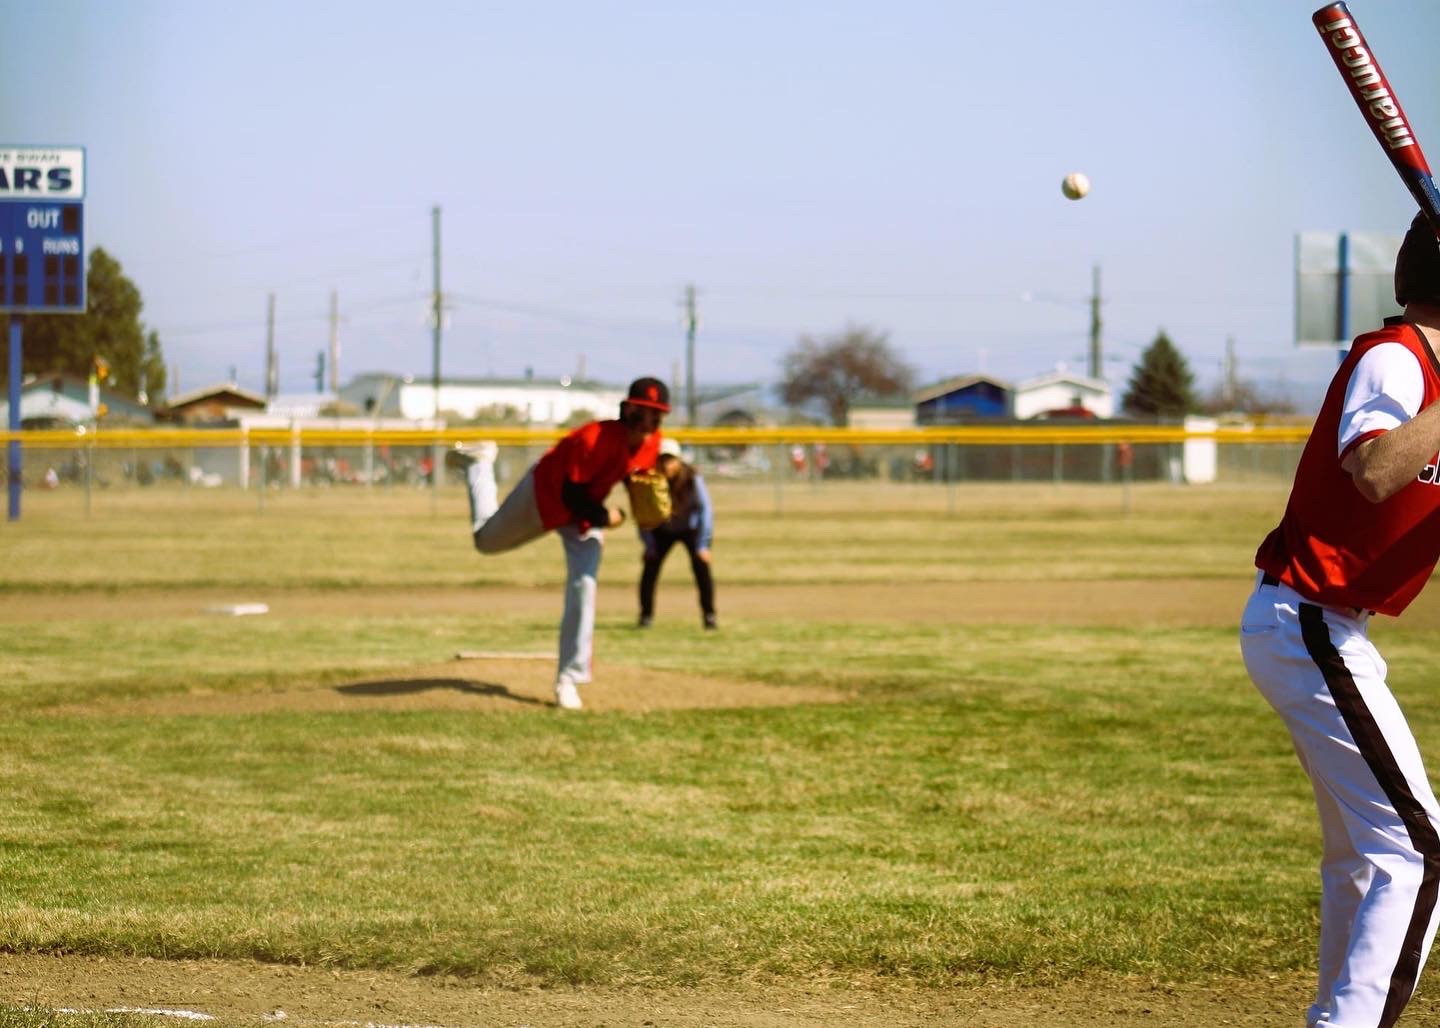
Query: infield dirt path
47 653 847 718
12 576 1440 630
0 577 1298 628
13 953 1440 1027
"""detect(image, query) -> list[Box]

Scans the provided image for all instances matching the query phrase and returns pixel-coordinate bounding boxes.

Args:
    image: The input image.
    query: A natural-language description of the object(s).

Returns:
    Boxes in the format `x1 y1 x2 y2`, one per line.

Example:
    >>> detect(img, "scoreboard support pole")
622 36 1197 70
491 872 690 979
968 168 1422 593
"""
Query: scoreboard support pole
7 318 20 521
1 145 89 524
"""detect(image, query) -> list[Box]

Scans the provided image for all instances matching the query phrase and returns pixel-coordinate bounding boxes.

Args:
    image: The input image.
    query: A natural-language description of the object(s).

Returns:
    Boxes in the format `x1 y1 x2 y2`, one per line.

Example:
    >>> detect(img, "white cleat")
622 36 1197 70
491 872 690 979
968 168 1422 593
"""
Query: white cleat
553 676 583 711
448 440 499 468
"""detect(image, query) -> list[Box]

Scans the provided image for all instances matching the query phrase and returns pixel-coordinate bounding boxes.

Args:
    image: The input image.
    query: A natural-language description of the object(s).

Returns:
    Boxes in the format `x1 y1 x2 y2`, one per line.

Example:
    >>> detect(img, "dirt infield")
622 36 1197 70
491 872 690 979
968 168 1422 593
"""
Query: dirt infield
0 577 1267 629
49 655 845 717
8 953 1424 1027
19 576 1440 630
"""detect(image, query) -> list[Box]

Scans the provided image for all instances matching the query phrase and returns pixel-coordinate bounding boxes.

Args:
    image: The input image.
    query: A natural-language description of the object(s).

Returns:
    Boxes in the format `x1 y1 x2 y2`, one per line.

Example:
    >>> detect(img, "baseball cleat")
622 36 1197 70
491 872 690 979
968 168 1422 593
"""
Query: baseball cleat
553 675 583 711
446 440 499 469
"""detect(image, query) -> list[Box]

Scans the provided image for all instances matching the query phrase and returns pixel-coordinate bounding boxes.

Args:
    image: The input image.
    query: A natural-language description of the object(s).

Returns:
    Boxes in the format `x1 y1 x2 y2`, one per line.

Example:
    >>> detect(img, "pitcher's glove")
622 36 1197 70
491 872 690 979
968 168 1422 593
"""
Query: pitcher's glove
626 469 672 530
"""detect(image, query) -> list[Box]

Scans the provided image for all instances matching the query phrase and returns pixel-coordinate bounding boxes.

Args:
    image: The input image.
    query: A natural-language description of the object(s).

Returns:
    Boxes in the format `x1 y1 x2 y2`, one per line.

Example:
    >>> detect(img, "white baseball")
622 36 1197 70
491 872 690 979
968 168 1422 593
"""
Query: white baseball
1061 172 1090 200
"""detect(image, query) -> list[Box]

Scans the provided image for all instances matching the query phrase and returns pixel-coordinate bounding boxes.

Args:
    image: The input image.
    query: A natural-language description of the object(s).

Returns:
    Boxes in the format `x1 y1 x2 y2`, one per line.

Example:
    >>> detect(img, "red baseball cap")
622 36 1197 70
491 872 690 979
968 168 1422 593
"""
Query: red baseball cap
625 376 671 412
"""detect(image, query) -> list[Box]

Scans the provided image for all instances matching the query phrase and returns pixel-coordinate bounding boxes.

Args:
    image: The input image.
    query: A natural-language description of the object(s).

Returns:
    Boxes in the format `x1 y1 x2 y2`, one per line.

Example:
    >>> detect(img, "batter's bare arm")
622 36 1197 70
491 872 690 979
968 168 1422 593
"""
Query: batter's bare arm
1343 312 1440 502
1343 396 1440 502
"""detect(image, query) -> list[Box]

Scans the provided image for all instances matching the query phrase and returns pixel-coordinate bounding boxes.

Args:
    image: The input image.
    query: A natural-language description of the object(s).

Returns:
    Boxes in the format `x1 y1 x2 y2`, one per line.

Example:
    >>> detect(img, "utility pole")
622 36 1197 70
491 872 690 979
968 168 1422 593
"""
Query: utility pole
431 207 443 420
328 289 340 394
265 292 277 399
430 206 443 504
684 284 697 424
1224 336 1238 410
1088 264 1103 381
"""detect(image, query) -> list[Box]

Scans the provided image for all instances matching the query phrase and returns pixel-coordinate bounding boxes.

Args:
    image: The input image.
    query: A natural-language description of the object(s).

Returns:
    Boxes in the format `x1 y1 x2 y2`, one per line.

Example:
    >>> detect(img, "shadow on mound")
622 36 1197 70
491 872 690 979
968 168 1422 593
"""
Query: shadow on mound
336 677 548 707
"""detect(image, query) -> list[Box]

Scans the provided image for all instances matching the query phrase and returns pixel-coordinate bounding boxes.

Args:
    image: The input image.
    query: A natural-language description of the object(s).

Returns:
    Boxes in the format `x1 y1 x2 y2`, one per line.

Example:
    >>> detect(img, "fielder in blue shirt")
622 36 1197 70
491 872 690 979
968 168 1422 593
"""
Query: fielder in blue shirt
637 444 717 630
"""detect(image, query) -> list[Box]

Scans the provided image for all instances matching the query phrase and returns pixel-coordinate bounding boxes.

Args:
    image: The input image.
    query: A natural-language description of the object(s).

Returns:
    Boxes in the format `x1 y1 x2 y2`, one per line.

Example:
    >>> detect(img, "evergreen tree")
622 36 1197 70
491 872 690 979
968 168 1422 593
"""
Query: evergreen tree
1122 330 1197 418
140 329 167 402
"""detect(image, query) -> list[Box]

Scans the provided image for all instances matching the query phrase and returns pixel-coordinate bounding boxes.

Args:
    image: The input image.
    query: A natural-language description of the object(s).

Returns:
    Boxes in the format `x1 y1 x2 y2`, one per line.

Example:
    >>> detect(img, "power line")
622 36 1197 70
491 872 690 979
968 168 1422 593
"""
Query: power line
159 293 424 338
446 291 675 335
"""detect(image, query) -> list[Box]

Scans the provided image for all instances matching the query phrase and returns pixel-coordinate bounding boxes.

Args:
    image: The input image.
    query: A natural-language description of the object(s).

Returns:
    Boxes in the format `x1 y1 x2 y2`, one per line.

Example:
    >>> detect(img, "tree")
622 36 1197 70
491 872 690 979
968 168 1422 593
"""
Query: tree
11 248 165 402
1122 330 1197 418
779 324 914 426
139 329 167 402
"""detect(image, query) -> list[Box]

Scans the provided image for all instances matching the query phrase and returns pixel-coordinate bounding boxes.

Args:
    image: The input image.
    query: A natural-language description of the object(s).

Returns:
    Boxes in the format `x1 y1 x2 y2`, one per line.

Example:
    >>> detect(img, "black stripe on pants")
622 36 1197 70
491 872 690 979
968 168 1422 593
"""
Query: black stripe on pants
1299 603 1440 1028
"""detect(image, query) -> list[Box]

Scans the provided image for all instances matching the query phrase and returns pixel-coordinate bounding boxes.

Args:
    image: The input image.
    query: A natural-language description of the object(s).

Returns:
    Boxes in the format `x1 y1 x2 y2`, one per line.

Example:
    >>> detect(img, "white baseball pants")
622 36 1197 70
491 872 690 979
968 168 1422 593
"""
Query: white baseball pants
555 523 602 686
1241 572 1440 1028
469 462 544 553
467 460 602 687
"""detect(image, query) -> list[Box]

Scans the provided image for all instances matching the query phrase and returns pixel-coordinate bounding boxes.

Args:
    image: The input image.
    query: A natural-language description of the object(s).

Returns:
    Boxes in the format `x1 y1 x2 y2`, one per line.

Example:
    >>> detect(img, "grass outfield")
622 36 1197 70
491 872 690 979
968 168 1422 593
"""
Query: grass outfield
4 480 1440 996
4 478 1281 590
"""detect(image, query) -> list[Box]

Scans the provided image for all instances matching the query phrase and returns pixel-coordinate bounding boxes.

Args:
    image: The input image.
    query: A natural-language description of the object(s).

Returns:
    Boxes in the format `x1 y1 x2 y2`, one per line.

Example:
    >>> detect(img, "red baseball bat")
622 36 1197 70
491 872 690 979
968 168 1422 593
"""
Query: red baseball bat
1313 2 1440 238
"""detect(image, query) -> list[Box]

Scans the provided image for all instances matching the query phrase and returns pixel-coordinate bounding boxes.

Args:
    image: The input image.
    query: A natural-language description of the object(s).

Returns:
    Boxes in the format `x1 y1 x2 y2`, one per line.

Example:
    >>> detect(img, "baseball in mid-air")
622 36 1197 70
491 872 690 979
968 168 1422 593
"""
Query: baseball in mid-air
1061 172 1090 200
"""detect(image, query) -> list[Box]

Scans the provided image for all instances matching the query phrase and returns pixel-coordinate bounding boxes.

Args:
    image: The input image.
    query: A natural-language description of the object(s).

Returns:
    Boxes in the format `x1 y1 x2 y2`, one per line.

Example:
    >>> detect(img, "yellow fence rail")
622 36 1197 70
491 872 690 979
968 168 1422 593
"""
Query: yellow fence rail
0 423 1315 450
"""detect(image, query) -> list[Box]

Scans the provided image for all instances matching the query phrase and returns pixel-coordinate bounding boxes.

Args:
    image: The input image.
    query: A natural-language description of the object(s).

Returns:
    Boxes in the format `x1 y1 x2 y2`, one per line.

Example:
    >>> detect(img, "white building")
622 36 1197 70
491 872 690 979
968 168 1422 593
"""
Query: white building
340 373 627 426
0 373 156 427
1012 371 1114 420
265 391 341 420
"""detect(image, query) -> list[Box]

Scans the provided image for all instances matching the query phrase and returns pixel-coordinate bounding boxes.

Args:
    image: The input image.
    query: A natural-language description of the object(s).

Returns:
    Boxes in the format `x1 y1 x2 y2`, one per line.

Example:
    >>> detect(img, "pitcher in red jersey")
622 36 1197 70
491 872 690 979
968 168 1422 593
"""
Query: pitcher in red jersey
454 377 669 710
1243 213 1440 1028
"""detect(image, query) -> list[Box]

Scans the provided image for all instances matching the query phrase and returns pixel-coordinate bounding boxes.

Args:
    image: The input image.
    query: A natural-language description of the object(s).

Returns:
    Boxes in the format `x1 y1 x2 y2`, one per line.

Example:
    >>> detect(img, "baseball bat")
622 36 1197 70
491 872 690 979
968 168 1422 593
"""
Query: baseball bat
1313 2 1440 238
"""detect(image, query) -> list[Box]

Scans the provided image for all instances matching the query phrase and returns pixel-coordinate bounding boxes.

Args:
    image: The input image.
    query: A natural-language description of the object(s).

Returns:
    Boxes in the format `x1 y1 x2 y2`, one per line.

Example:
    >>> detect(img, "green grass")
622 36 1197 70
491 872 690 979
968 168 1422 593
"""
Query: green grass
4 479 1427 987
0 1012 158 1028
0 480 1282 590
0 631 1321 983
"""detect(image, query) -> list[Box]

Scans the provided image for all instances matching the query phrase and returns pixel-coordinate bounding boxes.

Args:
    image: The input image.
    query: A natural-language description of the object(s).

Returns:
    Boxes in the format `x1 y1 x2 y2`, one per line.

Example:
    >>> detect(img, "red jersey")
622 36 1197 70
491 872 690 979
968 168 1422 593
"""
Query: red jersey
532 420 662 531
1255 321 1440 616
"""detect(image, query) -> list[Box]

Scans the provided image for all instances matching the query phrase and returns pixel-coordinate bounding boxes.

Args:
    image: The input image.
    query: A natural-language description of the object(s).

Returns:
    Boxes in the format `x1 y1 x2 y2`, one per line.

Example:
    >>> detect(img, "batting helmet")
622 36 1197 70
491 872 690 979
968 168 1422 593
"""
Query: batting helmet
625 377 671 412
1395 211 1440 307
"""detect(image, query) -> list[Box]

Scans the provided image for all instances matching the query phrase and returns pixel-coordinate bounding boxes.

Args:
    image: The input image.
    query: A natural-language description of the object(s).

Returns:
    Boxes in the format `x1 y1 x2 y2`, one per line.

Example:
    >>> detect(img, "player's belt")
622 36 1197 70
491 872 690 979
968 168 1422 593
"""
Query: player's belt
1260 571 1371 618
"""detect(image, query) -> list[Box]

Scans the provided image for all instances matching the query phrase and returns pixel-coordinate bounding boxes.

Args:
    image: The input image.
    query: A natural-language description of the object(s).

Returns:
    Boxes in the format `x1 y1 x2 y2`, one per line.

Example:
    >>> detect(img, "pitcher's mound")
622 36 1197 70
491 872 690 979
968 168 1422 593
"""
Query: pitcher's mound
72 658 847 717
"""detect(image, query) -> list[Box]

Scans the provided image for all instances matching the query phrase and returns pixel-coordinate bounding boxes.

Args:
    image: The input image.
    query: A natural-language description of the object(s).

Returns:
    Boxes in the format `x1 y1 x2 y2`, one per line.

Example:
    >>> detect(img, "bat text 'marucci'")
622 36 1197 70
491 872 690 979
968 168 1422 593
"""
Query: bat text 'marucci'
1319 14 1416 151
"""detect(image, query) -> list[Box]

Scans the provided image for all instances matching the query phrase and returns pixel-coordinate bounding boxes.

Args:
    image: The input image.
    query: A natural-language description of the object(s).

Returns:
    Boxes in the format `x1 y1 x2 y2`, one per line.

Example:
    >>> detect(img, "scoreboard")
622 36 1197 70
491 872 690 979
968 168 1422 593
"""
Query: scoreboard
0 147 86 314
0 202 85 312
3 146 86 521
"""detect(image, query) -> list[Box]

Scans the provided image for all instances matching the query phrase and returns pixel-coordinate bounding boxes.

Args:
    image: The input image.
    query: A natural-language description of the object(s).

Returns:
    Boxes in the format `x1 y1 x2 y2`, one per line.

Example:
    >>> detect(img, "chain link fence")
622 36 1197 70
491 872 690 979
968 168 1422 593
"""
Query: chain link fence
0 425 1308 516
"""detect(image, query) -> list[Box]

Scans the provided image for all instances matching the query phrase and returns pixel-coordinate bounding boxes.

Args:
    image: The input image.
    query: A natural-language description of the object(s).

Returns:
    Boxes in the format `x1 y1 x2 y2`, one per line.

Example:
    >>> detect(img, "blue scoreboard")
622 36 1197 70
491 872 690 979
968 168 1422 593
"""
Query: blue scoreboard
0 201 85 313
0 147 86 314
3 146 87 521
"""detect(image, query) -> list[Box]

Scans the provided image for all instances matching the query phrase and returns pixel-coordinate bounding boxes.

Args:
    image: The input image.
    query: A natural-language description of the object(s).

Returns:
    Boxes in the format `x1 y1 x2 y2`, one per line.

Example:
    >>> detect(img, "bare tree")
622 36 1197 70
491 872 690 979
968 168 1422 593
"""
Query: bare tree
779 324 914 425
1197 380 1297 416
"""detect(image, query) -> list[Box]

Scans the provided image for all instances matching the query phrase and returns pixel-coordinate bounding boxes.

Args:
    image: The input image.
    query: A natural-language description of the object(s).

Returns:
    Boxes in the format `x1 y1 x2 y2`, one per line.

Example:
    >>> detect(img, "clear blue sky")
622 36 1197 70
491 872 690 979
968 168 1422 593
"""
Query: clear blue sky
6 0 1440 409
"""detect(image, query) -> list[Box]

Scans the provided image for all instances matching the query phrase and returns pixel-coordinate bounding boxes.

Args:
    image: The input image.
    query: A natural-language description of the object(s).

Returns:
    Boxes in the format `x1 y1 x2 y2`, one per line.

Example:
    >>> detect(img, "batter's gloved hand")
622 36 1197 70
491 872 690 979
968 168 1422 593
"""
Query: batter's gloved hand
625 468 672 530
